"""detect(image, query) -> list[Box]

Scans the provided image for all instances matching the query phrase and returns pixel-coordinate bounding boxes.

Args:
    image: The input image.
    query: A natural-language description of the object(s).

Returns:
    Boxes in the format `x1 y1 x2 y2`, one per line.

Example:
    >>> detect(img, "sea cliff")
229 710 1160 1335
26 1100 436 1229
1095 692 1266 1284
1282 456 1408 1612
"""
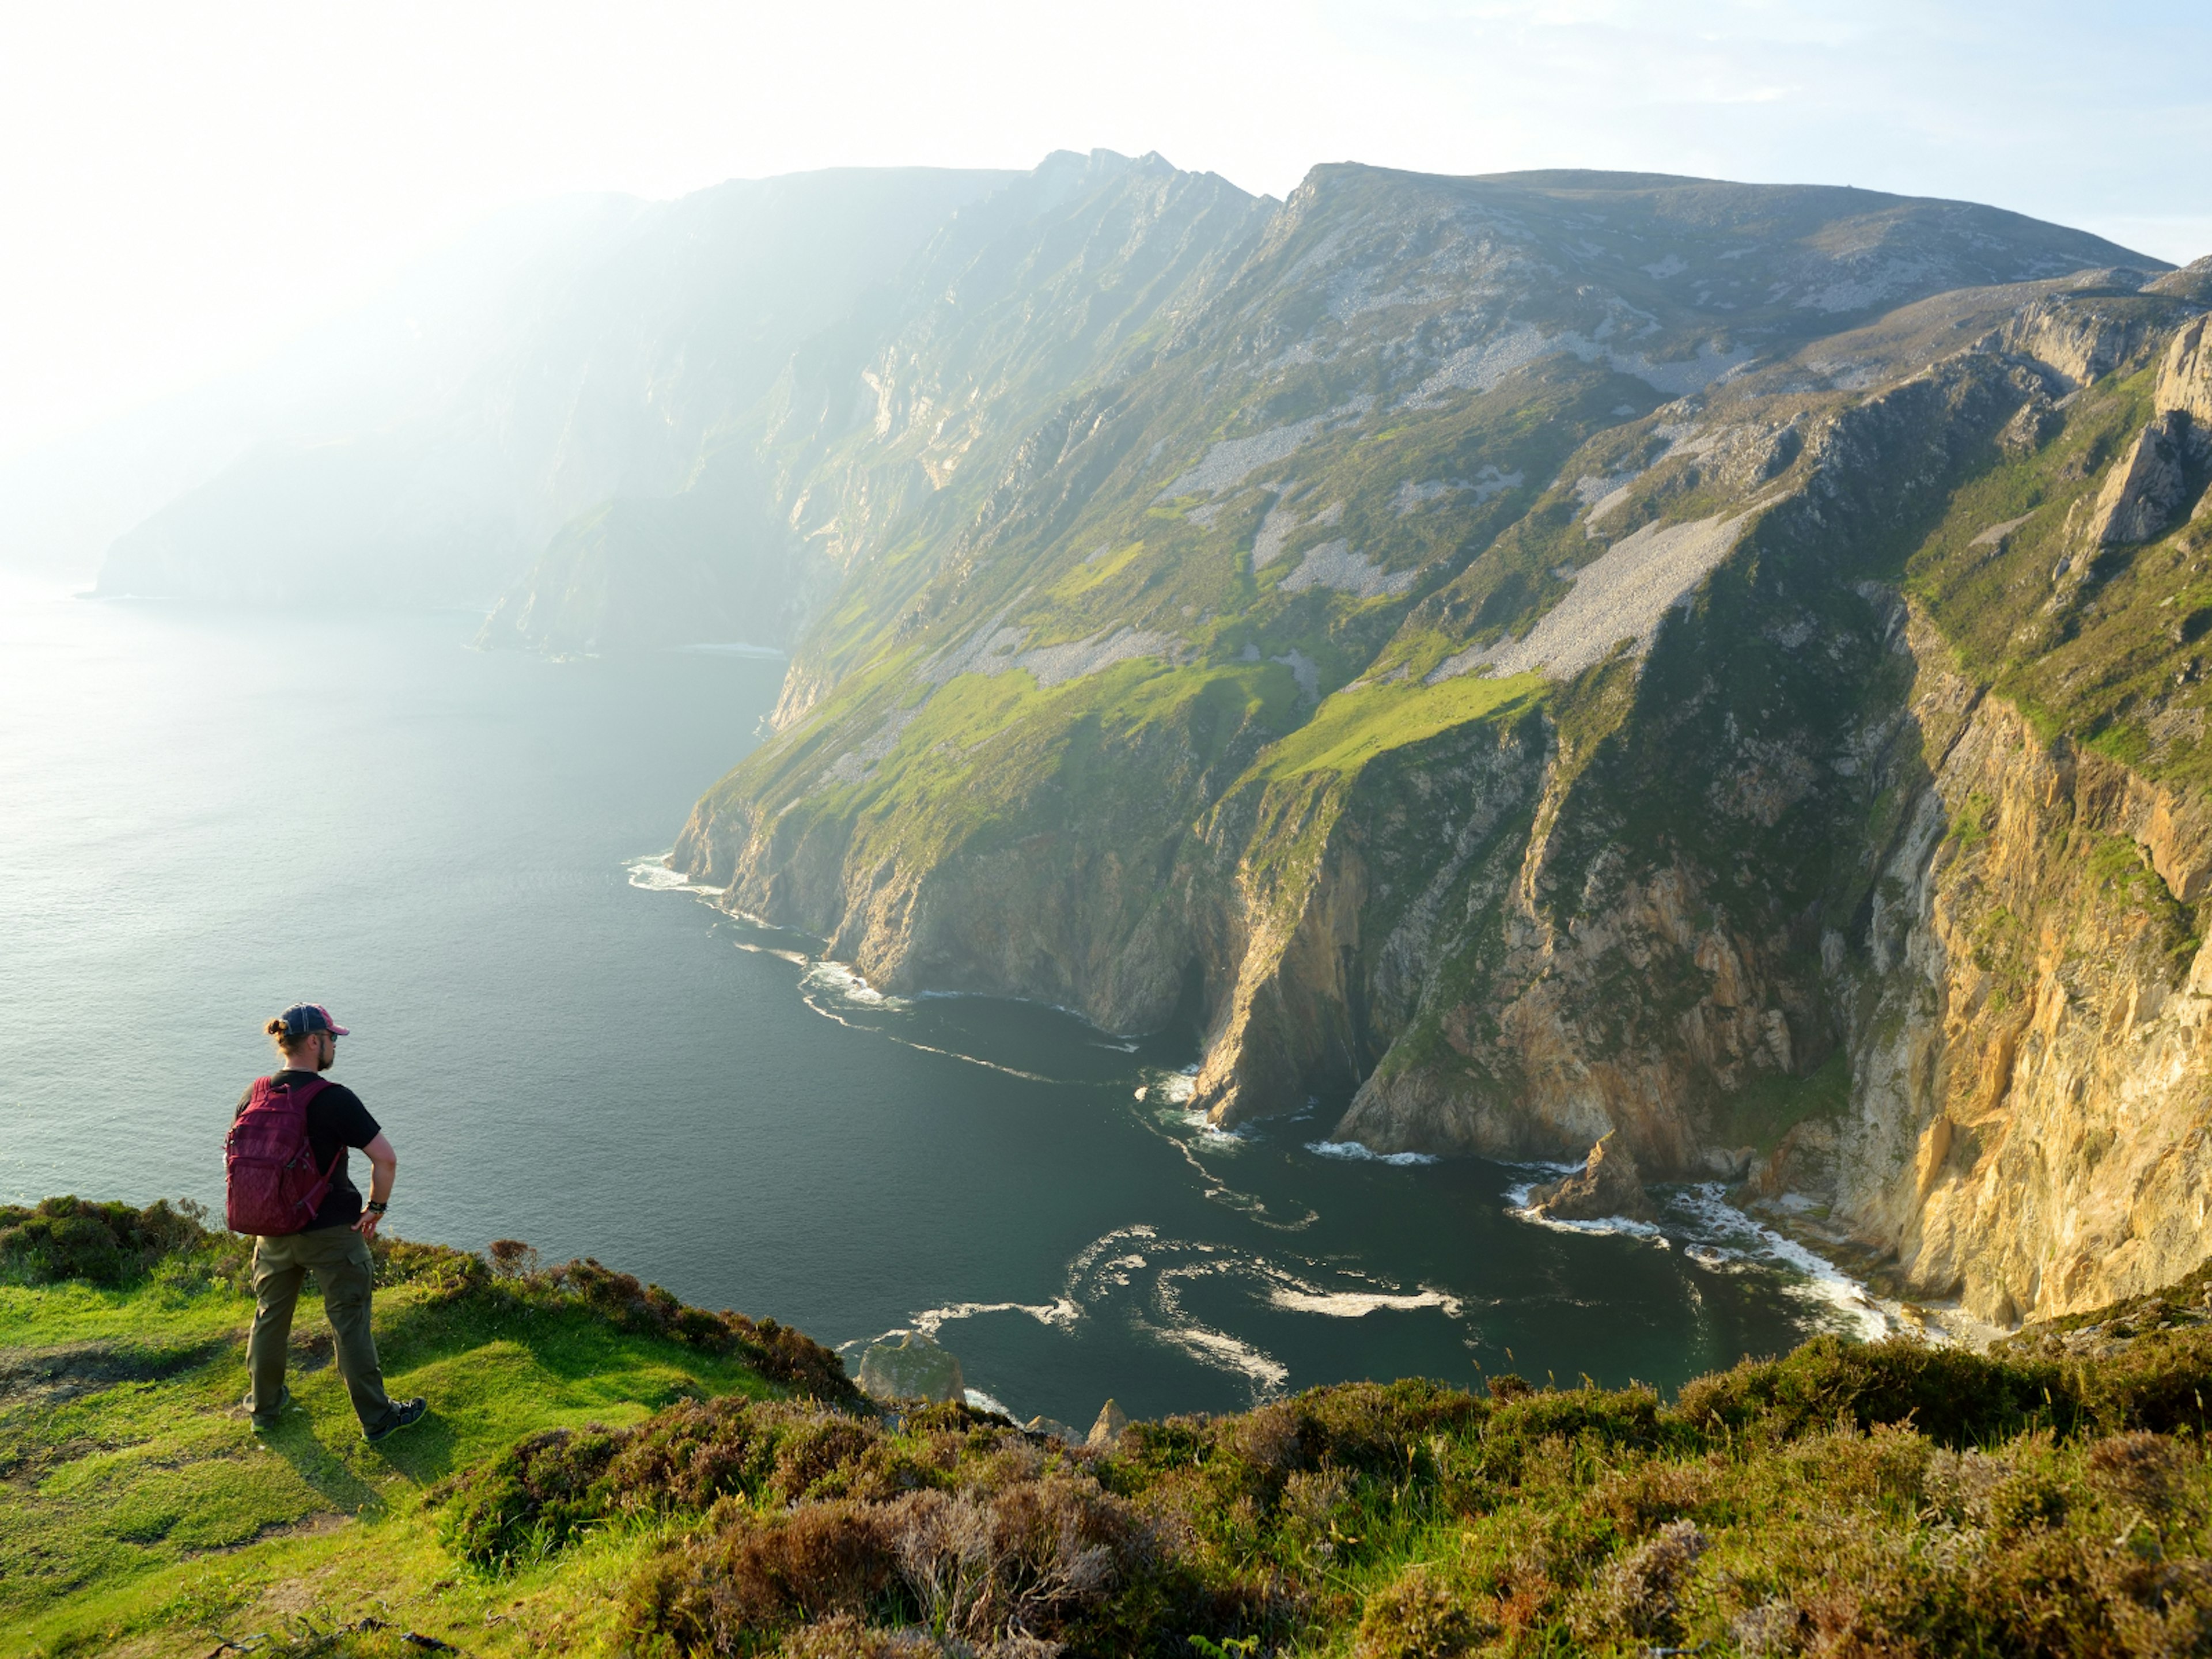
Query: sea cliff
673 165 2210 1330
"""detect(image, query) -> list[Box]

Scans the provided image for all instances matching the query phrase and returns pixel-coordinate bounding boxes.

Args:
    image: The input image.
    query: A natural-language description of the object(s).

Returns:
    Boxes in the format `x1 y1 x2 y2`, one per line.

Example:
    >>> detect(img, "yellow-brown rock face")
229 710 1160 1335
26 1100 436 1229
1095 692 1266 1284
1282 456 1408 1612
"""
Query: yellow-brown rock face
1833 613 2212 1325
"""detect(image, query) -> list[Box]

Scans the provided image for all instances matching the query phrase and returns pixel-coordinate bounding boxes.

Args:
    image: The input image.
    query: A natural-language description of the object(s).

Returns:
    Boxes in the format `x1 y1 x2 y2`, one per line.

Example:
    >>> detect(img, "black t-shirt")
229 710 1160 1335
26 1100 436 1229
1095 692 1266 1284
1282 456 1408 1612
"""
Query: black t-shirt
233 1070 382 1231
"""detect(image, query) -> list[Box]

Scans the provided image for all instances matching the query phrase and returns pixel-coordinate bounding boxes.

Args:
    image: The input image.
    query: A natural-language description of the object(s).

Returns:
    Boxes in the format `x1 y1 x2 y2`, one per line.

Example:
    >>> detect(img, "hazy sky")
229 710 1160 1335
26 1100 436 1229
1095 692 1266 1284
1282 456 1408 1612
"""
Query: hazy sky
2 0 2207 460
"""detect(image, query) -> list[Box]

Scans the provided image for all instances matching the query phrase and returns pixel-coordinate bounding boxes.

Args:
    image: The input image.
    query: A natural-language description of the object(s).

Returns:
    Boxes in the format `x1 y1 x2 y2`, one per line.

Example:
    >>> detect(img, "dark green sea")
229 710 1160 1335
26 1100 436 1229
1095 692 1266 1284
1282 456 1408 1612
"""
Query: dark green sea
0 584 1885 1425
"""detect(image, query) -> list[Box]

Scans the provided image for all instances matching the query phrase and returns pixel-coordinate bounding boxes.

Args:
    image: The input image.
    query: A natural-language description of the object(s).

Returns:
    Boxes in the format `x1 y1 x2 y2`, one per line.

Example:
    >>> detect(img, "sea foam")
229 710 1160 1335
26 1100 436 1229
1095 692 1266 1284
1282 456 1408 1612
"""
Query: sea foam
1306 1139 1440 1166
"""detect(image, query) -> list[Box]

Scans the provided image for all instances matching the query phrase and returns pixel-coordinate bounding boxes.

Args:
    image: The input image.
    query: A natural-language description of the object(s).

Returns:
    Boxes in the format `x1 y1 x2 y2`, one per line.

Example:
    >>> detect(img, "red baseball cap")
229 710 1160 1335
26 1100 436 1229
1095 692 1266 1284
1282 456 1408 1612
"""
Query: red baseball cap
275 1002 350 1038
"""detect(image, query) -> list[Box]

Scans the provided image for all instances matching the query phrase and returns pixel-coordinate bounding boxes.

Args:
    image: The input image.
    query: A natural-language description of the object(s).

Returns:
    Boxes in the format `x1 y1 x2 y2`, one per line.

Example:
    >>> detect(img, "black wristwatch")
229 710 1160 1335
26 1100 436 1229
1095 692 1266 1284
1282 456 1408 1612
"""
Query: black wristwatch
366 1201 388 1215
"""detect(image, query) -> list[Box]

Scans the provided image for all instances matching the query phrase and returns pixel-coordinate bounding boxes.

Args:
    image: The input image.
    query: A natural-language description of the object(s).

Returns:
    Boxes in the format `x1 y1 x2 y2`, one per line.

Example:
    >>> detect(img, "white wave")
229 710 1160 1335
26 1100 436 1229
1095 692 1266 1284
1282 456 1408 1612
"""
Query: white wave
1062 1227 1164 1299
1497 1163 1581 1210
1149 1321 1290 1391
1267 1286 1464 1318
963 1387 1016 1419
623 855 721 895
1306 1139 1439 1166
1510 1206 1668 1241
1155 1070 1198 1105
937 1224 1483 1407
802 959 903 1007
1152 1262 1294 1393
1497 1173 1893 1339
910 1297 1081 1336
1128 1104 1314 1230
1668 1183 1892 1341
1181 1109 1246 1146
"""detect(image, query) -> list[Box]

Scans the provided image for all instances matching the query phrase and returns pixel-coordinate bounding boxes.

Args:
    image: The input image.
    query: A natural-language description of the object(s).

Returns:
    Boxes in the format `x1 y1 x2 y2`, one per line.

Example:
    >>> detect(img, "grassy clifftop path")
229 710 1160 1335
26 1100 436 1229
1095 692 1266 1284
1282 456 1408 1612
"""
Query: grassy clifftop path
0 1199 830 1657
10 1198 2212 1658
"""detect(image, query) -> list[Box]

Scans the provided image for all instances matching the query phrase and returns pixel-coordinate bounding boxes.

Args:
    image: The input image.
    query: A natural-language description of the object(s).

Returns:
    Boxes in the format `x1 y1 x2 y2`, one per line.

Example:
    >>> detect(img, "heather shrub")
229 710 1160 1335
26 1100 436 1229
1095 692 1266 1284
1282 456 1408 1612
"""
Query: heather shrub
441 1398 910 1571
412 1268 2212 1655
1482 1382 1667 1473
771 1615 940 1657
486 1237 539 1277
2070 1325 2212 1433
1782 1419 1933 1513
628 1498 899 1652
1669 1332 2060 1444
622 1461 1172 1657
2087 1429 2187 1516
1352 1562 1487 1658
1569 1518 1707 1645
1586 1454 1717 1535
370 1234 490 1299
436 1424 625 1569
0 1195 227 1286
886 1475 1152 1642
612 1346 2212 1654
601 1397 802 1516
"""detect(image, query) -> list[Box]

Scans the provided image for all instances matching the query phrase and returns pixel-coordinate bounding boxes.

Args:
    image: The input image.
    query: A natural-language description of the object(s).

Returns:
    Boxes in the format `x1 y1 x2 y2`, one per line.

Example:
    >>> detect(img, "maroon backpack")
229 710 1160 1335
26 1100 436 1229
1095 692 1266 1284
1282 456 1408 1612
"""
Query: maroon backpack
225 1075 340 1236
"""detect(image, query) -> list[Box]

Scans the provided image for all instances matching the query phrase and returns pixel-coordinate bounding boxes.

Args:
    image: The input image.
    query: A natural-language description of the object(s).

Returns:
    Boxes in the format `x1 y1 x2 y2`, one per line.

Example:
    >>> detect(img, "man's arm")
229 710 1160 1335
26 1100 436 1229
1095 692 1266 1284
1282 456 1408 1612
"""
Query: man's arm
354 1132 397 1238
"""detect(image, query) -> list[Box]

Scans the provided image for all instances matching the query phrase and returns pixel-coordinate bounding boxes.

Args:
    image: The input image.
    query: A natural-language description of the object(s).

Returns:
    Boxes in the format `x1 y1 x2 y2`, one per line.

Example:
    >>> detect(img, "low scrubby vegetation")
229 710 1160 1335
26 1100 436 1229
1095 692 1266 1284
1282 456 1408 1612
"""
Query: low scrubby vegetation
0 1195 237 1288
430 1330 2212 1657
9 1200 2212 1656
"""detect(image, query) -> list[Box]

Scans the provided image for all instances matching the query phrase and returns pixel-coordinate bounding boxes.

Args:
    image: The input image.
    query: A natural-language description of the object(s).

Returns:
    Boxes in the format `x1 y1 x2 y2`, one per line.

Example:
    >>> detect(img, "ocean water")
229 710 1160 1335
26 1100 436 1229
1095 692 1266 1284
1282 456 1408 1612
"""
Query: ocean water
0 583 1883 1425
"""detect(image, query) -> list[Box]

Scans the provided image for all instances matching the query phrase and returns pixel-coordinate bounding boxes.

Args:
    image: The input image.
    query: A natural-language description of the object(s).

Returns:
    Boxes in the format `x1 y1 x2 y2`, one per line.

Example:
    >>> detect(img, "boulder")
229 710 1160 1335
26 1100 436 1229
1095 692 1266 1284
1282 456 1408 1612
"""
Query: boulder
1525 1132 1659 1222
857 1331 964 1404
1024 1414 1080 1442
1086 1398 1130 1447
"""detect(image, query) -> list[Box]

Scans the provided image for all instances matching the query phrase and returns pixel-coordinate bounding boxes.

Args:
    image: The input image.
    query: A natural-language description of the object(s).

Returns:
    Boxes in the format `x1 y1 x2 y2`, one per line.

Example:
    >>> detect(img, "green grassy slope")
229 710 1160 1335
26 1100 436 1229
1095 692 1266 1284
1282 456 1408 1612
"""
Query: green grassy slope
12 1199 2212 1658
0 1200 833 1659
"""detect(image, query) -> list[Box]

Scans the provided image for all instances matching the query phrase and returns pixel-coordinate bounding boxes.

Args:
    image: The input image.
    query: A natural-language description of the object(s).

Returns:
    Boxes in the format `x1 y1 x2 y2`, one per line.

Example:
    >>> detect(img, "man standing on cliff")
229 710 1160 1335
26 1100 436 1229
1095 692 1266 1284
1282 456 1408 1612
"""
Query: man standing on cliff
235 1002 427 1443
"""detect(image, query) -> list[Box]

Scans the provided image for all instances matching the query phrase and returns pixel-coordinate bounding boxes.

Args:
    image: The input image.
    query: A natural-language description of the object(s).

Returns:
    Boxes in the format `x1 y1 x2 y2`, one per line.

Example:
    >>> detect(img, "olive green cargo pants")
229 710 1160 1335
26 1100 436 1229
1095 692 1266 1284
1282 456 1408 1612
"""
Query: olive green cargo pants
246 1228 395 1431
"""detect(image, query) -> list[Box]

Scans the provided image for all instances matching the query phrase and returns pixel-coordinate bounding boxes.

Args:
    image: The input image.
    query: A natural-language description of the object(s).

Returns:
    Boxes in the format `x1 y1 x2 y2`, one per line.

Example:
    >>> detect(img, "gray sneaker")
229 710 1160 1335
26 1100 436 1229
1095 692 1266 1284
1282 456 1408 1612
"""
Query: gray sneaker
365 1397 428 1444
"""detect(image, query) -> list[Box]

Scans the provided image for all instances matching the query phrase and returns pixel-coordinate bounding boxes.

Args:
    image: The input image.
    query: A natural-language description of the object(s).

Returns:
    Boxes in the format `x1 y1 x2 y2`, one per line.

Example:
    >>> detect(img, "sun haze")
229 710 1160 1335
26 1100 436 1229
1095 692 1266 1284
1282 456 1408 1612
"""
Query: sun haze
1 0 2206 460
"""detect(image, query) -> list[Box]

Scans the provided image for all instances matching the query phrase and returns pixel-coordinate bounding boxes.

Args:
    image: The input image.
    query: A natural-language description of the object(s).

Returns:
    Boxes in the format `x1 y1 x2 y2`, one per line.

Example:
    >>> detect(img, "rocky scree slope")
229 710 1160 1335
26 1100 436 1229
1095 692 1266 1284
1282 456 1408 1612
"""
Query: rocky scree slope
674 168 2212 1329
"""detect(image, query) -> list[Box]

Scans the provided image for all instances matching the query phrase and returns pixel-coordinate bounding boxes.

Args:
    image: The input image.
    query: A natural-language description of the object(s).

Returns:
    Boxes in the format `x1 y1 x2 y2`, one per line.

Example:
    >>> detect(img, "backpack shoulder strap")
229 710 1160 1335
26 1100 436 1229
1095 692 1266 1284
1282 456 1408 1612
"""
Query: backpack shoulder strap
282 1075 332 1108
279 1075 343 1183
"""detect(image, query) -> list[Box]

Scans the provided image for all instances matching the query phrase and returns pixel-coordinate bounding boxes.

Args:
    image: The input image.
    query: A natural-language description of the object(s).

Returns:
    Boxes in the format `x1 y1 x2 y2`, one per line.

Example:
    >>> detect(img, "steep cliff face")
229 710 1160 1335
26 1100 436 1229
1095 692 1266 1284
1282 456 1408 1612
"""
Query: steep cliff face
1276 285 2212 1325
679 168 2145 1028
669 163 2211 1327
1823 622 2212 1324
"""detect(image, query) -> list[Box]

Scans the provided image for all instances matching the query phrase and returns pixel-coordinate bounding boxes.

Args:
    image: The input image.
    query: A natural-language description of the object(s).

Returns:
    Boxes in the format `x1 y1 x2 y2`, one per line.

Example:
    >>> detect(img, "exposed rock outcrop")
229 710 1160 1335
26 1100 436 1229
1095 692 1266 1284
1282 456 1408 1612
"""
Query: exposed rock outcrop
857 1331 964 1404
2084 411 2196 547
1820 615 2212 1325
2160 314 2212 435
1524 1133 1659 1222
1086 1399 1130 1446
2003 287 2164 391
